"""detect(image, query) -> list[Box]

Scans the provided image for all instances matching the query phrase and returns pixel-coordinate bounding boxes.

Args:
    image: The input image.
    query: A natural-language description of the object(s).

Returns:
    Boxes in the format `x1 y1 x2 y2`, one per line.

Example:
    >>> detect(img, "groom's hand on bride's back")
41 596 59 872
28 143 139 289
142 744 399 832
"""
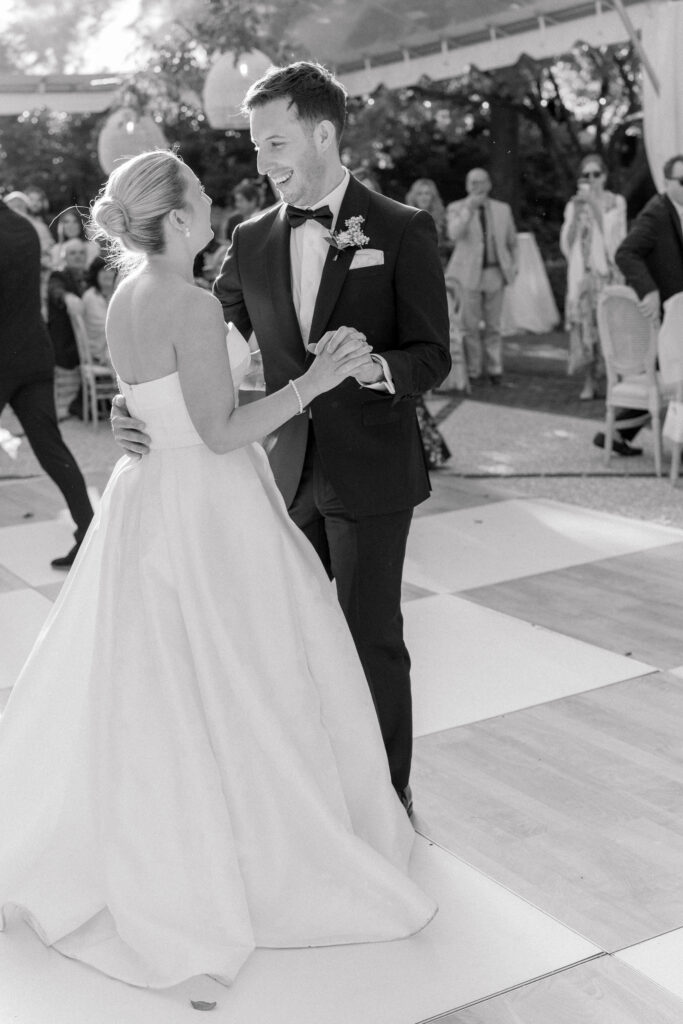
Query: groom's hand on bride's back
111 395 151 460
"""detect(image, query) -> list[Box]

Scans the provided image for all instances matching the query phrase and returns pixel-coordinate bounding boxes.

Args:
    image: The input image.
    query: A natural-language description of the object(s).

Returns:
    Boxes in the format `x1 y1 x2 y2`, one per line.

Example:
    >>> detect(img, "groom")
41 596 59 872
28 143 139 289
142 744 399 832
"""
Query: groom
214 62 450 809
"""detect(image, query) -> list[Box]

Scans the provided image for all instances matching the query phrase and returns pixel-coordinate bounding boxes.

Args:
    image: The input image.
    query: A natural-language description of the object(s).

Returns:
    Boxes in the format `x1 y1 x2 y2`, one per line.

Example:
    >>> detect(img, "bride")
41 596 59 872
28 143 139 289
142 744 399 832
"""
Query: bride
0 150 436 990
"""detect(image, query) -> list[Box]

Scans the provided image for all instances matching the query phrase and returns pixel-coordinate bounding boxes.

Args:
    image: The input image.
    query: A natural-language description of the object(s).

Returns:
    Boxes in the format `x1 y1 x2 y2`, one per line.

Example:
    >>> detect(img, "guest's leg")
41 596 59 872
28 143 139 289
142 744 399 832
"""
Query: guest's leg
314 467 413 792
615 408 650 442
481 277 505 378
459 287 484 379
9 378 93 541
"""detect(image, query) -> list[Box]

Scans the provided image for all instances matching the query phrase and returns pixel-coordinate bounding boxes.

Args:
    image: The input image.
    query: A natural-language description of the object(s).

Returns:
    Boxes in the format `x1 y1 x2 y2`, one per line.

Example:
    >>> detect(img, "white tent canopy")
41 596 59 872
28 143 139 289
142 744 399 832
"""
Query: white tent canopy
0 0 660 115
641 1 683 190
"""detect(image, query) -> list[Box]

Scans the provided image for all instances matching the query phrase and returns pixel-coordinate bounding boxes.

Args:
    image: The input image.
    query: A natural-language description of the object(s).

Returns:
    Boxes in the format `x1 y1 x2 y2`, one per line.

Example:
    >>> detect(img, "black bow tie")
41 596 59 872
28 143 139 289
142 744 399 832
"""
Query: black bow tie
285 204 333 230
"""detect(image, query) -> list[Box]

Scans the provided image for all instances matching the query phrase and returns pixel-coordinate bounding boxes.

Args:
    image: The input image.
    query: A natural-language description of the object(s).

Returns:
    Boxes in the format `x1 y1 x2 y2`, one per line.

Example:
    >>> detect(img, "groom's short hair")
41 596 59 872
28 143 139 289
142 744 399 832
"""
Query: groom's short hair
242 61 347 147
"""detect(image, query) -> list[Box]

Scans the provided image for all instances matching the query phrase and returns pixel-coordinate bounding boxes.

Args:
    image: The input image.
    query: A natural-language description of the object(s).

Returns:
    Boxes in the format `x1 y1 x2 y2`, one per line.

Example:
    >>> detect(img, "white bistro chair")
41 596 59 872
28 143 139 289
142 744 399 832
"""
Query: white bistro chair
596 285 673 477
64 293 118 425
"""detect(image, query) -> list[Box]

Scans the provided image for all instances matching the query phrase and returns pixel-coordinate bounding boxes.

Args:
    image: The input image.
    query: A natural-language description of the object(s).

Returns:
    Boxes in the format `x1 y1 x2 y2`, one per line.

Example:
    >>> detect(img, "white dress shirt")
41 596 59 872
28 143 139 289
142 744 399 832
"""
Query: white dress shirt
288 170 393 392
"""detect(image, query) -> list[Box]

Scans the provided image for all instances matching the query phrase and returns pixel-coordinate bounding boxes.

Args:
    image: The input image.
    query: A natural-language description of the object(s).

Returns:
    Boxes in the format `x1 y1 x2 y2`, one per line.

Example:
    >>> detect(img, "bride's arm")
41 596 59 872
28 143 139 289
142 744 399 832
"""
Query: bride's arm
176 291 370 455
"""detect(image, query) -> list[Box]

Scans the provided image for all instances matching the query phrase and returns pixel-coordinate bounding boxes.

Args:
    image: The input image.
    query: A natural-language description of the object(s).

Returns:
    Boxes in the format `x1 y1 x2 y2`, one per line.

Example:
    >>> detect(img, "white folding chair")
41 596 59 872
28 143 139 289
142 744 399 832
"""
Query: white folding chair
596 284 673 477
64 293 118 425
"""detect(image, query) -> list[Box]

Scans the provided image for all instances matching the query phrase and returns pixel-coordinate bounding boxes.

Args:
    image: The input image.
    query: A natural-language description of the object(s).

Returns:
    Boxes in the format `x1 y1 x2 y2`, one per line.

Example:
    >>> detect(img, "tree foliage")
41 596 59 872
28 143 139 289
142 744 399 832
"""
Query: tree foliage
0 109 103 210
2 0 118 73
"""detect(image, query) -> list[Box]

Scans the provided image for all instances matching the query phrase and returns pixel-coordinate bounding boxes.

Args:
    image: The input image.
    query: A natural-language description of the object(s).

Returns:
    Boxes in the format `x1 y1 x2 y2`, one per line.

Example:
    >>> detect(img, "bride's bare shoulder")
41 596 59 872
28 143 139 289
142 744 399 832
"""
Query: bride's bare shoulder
110 272 221 320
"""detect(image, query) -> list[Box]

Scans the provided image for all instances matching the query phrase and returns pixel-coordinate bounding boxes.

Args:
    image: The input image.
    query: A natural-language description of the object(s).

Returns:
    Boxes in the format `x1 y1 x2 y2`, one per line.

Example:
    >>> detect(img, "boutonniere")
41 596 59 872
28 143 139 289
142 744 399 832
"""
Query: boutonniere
326 215 370 260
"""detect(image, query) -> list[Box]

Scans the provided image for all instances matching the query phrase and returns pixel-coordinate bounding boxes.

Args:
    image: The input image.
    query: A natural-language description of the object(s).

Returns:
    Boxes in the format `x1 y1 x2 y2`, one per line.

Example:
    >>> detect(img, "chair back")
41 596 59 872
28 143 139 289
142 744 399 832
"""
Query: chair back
659 291 683 385
597 285 658 385
64 293 93 366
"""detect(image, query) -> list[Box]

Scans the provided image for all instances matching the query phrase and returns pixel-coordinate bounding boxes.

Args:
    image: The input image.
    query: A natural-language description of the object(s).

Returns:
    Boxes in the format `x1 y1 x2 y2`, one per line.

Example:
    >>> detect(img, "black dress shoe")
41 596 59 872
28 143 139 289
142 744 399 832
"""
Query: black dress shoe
488 375 502 386
593 432 642 457
399 785 414 818
51 543 81 569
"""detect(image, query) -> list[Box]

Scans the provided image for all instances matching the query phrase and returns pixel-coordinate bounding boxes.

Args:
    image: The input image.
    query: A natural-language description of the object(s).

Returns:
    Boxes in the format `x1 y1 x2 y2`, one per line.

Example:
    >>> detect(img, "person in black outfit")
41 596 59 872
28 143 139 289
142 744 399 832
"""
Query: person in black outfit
0 201 93 567
602 154 683 456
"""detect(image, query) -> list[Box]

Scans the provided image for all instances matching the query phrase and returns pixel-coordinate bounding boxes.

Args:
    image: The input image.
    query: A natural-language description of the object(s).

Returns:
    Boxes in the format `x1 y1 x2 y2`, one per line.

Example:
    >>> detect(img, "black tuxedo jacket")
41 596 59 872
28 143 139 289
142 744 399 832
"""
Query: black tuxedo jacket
0 204 54 382
615 194 683 309
214 175 451 515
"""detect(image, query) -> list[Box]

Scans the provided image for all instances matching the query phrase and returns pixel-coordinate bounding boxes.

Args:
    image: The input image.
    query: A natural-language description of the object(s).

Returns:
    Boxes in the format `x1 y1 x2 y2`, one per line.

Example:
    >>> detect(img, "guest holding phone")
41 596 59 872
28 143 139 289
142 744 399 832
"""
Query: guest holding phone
560 154 626 401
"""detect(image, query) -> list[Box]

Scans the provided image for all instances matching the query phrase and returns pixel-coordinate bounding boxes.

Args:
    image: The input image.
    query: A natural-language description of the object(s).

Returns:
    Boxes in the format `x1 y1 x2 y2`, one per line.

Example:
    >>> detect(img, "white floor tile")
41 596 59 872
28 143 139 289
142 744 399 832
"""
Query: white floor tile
0 589 52 690
405 595 654 737
616 929 683 1001
403 499 683 593
0 520 76 586
0 837 598 1024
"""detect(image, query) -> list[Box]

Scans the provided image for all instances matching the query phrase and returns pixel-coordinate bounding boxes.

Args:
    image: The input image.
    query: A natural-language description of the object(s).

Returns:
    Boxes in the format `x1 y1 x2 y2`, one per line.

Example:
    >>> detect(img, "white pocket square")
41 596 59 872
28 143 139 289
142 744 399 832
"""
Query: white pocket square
349 248 384 269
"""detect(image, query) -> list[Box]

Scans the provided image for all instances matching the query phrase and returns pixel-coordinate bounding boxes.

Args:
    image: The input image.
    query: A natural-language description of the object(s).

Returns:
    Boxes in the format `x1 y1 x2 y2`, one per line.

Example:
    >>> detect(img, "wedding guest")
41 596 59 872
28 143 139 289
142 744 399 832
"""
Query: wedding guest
3 190 31 216
0 149 435 991
351 167 382 193
616 153 683 320
445 168 518 385
0 192 93 567
20 185 55 318
406 178 450 264
560 154 626 401
50 209 99 270
82 256 117 365
606 153 683 456
47 238 89 417
225 180 261 241
47 239 88 367
24 185 56 259
403 179 451 463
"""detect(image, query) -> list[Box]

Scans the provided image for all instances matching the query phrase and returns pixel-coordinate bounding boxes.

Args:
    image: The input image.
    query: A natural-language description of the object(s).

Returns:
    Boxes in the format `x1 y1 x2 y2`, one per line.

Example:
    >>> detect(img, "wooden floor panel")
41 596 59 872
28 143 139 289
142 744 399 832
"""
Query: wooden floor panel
413 673 683 951
435 956 683 1023
460 543 683 669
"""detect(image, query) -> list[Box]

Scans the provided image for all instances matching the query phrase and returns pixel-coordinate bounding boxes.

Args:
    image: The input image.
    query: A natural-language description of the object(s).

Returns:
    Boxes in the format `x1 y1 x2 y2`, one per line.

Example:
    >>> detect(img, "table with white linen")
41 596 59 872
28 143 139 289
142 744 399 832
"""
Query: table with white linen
501 232 560 336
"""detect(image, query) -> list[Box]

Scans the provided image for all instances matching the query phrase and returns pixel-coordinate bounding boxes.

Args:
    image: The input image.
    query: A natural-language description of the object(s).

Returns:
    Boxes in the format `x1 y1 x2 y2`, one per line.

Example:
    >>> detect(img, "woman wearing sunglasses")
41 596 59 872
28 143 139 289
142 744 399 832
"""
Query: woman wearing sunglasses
560 154 627 400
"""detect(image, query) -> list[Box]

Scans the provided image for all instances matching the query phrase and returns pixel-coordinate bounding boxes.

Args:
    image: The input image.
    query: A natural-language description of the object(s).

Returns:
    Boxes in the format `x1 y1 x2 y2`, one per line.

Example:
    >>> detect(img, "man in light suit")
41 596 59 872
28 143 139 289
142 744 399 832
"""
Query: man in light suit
445 168 518 384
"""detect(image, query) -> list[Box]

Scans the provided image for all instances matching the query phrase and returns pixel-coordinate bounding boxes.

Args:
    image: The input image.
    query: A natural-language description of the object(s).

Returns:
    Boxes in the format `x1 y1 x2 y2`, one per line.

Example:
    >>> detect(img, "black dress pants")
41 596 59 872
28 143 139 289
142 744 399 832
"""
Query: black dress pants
1 373 93 541
288 427 414 794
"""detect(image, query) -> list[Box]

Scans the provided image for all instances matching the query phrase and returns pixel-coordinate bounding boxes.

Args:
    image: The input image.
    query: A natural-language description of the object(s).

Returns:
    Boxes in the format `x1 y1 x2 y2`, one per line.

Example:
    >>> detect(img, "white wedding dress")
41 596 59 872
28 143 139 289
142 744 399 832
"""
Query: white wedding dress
0 332 436 989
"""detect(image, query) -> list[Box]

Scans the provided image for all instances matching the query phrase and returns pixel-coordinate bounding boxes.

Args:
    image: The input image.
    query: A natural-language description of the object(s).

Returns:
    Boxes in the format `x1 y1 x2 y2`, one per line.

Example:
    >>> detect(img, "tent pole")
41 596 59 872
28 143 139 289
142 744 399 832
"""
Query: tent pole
610 0 660 95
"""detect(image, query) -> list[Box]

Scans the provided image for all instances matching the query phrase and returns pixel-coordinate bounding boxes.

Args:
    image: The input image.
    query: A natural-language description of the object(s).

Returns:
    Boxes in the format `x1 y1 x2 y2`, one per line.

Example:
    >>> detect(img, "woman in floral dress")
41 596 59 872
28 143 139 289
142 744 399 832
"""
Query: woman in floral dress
560 154 627 400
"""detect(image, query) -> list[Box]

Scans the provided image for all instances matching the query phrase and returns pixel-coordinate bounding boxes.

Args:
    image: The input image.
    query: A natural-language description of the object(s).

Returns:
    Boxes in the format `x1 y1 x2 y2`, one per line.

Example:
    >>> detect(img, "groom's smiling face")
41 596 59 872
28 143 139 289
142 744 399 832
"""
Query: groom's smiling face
250 98 330 208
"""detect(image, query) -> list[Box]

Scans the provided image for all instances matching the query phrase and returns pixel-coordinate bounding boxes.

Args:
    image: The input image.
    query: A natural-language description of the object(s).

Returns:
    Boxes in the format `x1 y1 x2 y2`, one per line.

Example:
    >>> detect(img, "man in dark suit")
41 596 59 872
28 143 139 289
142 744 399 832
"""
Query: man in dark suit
616 153 683 318
0 200 93 567
607 154 683 453
214 62 451 810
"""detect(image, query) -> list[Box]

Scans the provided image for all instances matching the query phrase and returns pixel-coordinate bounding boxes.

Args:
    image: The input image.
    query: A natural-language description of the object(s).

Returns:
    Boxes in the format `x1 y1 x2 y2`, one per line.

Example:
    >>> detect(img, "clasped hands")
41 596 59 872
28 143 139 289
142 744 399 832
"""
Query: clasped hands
308 326 381 385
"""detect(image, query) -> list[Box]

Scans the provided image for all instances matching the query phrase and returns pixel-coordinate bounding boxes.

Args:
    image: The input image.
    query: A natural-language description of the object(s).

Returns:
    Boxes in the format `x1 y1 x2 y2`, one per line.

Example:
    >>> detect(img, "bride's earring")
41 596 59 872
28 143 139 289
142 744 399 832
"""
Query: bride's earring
183 228 190 237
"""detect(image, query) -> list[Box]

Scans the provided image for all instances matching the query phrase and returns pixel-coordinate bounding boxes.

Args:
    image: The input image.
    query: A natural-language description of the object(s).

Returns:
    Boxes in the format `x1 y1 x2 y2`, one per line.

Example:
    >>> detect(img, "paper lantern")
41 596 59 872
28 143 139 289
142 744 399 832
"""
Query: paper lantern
202 50 272 130
97 107 168 175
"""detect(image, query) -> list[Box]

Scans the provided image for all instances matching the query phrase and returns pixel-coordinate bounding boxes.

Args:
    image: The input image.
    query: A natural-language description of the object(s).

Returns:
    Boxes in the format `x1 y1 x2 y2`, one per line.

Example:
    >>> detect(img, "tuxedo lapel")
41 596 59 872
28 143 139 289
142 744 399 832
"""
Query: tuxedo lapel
265 205 304 350
308 177 371 347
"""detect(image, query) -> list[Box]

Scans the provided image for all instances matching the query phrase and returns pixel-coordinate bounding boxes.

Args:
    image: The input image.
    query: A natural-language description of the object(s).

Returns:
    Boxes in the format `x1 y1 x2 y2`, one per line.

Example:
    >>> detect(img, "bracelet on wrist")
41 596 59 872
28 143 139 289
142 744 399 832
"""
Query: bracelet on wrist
288 378 305 415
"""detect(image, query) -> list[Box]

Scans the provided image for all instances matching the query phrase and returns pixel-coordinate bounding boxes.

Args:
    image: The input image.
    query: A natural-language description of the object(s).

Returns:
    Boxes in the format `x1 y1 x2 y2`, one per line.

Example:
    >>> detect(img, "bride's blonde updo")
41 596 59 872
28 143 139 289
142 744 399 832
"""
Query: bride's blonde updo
90 149 188 263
